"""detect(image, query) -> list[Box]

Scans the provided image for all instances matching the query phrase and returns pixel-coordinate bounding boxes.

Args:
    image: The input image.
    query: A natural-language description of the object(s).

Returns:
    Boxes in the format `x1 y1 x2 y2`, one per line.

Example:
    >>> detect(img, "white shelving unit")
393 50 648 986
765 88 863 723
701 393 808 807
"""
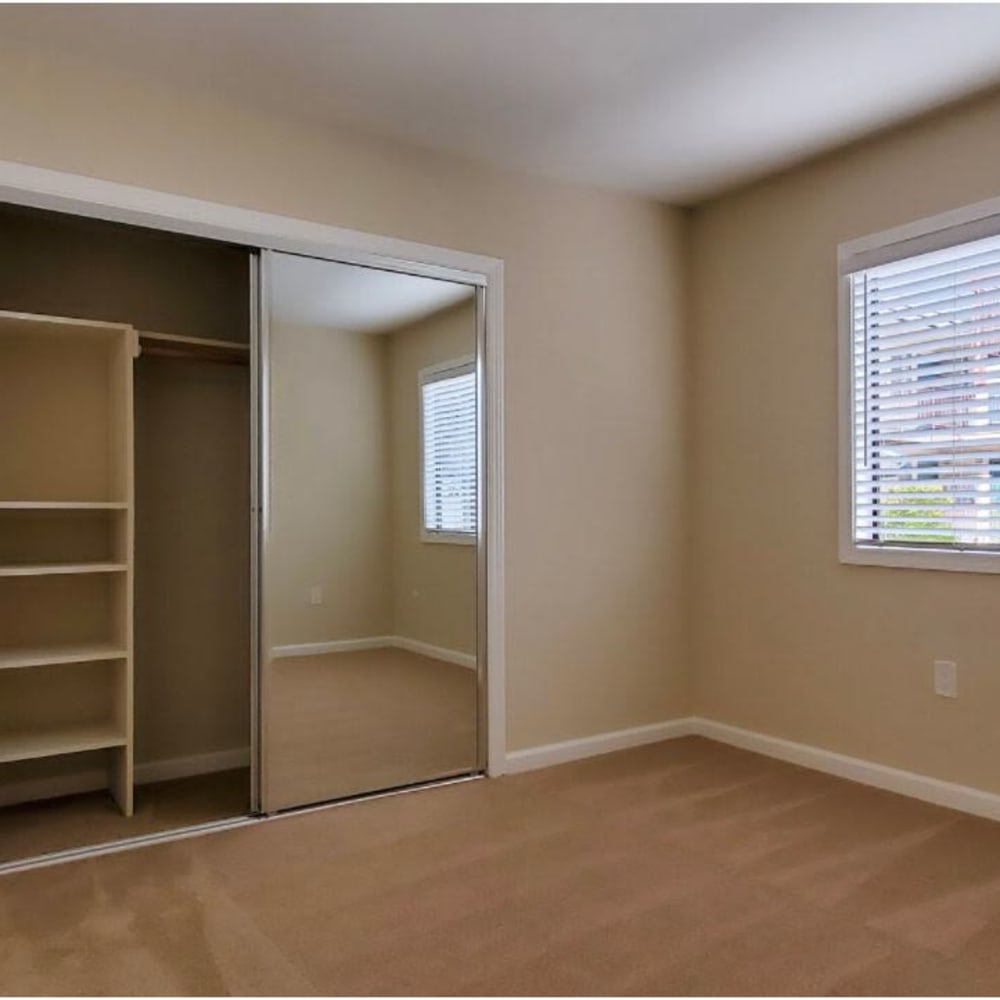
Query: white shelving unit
0 643 129 672
0 311 136 815
0 501 129 511
0 562 128 577
0 724 128 766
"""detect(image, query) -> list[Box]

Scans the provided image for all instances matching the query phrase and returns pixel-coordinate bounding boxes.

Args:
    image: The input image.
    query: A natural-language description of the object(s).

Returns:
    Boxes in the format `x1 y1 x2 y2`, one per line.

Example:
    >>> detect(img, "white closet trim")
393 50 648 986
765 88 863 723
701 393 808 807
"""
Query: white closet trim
0 161 496 283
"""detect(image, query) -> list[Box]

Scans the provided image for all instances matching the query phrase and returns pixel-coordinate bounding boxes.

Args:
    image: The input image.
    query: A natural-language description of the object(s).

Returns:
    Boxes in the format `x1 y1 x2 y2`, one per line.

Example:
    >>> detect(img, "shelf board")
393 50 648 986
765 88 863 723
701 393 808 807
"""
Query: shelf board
0 562 127 577
0 642 127 671
138 330 249 368
0 311 131 341
0 723 126 765
0 501 128 511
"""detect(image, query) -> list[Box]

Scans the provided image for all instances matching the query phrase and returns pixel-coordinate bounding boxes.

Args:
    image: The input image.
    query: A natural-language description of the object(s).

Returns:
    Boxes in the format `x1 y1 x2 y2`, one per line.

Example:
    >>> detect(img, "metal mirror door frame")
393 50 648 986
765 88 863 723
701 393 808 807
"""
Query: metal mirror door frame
255 249 488 815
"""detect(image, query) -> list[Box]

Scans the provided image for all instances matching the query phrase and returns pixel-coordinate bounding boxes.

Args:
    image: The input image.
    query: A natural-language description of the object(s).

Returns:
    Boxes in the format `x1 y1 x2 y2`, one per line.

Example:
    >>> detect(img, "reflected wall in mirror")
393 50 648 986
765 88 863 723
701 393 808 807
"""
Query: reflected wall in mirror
263 252 479 811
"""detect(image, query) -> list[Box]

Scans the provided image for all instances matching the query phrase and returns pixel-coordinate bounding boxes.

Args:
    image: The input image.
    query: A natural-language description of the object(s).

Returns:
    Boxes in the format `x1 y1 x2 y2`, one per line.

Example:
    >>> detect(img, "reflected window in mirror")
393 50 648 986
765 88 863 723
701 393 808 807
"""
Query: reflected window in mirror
420 358 476 544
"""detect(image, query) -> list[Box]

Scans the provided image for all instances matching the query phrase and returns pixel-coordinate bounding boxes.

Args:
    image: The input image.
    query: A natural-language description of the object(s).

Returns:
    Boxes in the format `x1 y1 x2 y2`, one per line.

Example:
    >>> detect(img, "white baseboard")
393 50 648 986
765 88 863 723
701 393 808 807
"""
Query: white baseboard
502 714 1000 824
0 770 107 809
272 637 395 658
693 717 1000 824
9 707 995 827
503 717 697 774
134 746 250 785
0 746 250 808
272 635 477 669
390 636 477 670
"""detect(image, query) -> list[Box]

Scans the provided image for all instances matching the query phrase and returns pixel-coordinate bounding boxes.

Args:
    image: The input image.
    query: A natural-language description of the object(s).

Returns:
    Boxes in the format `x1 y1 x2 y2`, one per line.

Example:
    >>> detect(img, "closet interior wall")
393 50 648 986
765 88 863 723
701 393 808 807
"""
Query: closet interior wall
134 356 249 769
0 204 252 811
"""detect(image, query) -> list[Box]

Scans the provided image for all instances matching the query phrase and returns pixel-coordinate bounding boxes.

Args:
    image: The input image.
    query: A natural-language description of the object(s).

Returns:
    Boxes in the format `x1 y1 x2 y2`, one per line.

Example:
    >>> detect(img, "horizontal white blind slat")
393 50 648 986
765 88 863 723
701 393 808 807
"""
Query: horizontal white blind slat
856 398 1000 421
852 375 1000 406
864 308 1000 341
855 501 1000 515
869 275 1000 312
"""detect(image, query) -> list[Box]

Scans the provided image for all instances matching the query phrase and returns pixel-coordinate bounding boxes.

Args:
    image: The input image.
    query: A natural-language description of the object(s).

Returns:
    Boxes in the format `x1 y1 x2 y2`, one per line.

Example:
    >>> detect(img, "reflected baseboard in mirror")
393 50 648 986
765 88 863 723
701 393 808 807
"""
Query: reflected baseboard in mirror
272 635 475 669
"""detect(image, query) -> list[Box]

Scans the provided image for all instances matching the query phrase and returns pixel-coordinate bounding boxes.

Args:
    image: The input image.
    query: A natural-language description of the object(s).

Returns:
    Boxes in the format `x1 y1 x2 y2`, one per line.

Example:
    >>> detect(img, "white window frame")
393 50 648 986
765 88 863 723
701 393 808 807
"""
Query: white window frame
419 356 477 545
839 196 1000 574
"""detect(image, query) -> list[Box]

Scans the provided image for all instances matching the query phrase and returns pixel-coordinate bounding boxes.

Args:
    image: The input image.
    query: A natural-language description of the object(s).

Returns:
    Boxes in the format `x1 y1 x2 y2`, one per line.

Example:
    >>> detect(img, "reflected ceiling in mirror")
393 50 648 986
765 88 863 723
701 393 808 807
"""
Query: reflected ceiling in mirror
268 254 474 334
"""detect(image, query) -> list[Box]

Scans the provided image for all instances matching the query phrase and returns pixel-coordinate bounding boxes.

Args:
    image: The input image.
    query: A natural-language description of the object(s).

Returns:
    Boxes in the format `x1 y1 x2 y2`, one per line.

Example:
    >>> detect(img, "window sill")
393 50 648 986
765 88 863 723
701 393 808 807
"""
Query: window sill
840 542 1000 575
421 530 476 546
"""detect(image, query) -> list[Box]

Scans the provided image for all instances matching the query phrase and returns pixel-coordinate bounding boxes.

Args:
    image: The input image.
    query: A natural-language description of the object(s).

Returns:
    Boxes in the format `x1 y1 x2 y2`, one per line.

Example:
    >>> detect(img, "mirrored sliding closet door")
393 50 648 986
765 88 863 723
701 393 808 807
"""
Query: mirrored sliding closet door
260 252 482 812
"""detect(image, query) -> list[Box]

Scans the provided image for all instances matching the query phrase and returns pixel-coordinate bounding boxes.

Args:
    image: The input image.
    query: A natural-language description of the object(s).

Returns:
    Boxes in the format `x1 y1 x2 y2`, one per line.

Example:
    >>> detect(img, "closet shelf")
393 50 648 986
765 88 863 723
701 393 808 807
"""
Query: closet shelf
0 723 127 765
0 312 131 342
0 501 128 511
0 643 127 671
0 562 127 577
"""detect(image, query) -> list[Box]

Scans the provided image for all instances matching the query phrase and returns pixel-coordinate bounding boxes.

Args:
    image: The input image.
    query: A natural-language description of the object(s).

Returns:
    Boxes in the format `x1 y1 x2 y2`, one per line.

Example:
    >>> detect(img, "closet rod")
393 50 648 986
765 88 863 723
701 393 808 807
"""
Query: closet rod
139 344 249 366
137 330 250 366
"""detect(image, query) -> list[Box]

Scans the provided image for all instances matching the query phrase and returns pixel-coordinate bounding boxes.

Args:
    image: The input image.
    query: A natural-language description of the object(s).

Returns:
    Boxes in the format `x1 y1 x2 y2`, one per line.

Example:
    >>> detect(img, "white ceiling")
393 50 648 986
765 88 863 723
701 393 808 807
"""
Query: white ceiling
270 254 473 334
4 5 1000 202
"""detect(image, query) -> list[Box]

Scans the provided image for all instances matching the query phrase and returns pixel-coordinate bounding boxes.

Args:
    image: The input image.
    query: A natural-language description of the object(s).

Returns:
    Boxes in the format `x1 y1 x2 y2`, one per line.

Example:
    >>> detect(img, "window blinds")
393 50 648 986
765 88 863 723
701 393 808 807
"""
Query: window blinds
421 365 477 535
850 233 1000 550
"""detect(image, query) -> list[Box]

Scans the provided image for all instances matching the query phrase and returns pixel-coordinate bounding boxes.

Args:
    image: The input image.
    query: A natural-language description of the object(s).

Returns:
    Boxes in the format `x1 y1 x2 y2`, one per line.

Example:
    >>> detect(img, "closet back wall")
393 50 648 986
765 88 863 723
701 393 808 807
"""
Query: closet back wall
0 204 251 786
0 205 249 339
135 358 249 765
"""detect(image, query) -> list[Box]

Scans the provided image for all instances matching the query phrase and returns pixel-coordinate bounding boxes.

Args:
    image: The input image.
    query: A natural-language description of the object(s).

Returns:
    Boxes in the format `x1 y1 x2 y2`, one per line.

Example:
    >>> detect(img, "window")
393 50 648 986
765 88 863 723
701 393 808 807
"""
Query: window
843 220 1000 572
420 359 477 542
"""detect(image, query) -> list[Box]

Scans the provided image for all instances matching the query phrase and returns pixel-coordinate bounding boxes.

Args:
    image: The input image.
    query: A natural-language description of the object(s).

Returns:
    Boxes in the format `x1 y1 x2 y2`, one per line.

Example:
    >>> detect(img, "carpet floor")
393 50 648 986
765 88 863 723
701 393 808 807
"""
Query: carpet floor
0 768 250 866
3 736 1000 994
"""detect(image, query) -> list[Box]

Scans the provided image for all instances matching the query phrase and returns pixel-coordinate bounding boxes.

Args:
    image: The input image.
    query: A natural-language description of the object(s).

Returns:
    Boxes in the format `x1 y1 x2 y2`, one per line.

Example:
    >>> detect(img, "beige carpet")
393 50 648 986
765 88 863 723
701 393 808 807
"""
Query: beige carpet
0 768 249 866
265 647 478 810
4 737 1000 994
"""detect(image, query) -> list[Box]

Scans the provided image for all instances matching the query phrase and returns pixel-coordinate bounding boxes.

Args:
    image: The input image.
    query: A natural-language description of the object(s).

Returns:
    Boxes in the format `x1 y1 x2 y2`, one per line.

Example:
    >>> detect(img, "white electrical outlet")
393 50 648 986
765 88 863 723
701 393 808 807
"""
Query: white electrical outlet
933 659 958 698
309 585 323 606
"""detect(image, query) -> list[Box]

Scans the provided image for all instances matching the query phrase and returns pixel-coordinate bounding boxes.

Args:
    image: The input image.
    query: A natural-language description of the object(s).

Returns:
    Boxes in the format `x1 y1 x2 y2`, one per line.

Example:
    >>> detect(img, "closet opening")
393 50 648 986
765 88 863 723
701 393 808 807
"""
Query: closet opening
0 203 254 866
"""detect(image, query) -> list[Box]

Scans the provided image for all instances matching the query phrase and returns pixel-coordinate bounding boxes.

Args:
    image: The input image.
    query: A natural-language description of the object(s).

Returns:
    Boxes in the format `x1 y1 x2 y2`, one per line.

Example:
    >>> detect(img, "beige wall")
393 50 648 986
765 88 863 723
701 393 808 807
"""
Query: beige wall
268 322 392 648
11 31 995 787
689 90 1000 794
13 35 996 786
0 43 690 750
387 298 477 656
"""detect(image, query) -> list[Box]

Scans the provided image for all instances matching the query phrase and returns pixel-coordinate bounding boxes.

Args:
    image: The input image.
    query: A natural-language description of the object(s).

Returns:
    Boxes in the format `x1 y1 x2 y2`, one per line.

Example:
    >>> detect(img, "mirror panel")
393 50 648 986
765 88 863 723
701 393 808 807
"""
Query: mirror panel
262 252 479 811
